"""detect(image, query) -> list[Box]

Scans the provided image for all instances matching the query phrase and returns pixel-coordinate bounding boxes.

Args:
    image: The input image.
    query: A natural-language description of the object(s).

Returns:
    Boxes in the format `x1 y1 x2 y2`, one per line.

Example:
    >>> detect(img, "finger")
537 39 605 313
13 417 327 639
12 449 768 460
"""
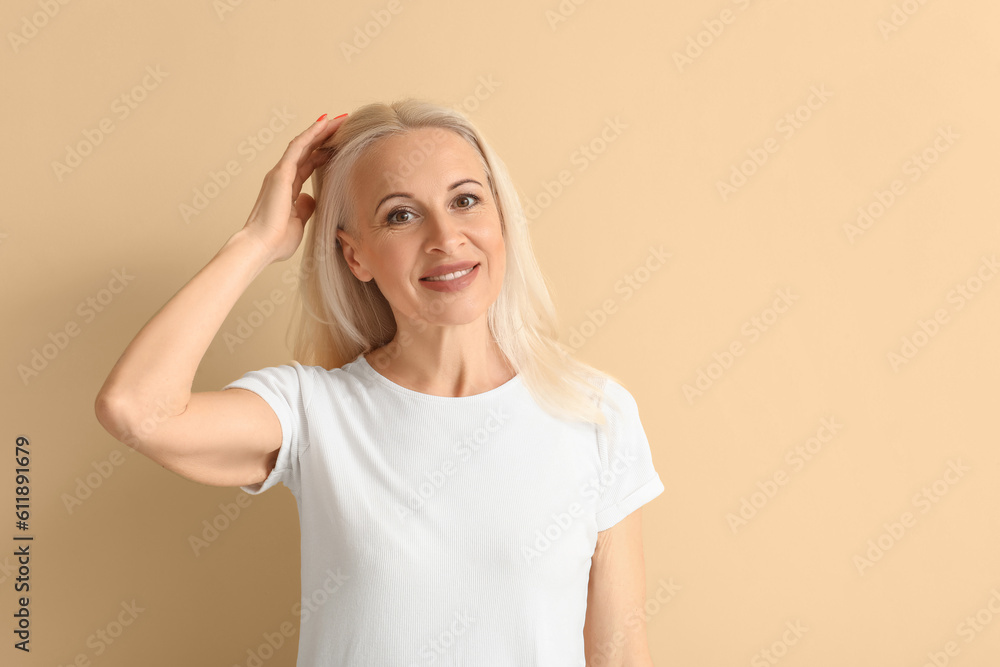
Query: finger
281 118 345 198
298 119 343 175
291 118 344 199
291 147 333 197
292 145 326 188
289 152 325 202
279 114 346 169
293 192 316 224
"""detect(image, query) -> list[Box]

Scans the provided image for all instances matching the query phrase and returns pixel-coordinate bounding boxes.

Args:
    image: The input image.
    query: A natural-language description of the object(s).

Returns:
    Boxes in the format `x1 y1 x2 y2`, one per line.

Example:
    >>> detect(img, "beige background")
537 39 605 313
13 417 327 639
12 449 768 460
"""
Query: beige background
3 0 999 665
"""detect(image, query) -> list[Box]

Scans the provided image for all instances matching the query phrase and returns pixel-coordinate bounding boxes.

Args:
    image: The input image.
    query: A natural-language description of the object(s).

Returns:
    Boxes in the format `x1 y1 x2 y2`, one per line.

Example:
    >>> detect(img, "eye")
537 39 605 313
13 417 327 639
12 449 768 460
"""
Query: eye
385 208 414 225
455 193 480 209
384 193 481 225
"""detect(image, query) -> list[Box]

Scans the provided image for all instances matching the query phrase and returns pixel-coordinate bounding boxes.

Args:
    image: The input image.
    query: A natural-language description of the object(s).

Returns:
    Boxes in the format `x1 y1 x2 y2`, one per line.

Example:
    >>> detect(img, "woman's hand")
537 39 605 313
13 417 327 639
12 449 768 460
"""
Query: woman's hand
239 113 346 264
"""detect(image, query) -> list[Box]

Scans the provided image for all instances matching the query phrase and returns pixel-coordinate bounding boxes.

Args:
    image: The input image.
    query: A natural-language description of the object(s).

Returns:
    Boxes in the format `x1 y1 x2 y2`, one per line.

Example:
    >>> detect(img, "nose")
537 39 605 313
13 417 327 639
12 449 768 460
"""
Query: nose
422 208 465 254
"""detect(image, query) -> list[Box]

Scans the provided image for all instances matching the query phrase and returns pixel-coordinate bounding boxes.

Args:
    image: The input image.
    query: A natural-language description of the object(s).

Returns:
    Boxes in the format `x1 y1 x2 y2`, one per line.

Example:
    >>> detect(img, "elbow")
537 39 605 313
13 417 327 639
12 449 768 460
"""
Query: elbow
94 391 143 450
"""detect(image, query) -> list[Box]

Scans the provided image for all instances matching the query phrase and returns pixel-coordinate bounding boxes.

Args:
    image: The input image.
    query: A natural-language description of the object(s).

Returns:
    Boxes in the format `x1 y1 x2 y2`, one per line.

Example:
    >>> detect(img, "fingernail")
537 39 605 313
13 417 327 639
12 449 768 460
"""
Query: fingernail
316 113 328 122
334 113 348 119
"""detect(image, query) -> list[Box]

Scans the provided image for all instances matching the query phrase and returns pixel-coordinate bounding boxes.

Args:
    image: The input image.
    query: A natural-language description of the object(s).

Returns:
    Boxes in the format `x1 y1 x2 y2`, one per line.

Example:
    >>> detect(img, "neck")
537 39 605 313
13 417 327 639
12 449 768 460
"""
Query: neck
364 318 515 397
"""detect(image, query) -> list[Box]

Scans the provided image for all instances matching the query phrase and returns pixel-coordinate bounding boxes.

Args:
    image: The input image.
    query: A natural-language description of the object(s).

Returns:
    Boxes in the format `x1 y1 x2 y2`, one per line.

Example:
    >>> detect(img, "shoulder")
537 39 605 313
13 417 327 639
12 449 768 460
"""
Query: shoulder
306 358 383 404
596 374 640 419
245 356 388 398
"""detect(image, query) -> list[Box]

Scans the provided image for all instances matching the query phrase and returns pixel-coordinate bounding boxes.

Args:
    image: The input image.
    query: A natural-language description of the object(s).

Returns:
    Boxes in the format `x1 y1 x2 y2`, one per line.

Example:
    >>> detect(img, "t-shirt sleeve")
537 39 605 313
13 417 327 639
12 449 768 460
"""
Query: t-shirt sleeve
221 361 313 496
594 378 665 532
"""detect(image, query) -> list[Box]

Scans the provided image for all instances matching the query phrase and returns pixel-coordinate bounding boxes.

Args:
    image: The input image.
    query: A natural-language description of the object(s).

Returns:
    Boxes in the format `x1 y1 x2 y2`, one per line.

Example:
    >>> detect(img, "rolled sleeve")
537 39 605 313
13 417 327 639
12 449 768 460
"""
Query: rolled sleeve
594 379 665 531
222 361 313 496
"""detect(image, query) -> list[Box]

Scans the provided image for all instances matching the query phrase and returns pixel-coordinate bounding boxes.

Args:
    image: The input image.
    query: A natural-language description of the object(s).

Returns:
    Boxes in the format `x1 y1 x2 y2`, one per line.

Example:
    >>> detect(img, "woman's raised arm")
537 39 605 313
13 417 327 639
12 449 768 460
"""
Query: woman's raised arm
93 113 345 486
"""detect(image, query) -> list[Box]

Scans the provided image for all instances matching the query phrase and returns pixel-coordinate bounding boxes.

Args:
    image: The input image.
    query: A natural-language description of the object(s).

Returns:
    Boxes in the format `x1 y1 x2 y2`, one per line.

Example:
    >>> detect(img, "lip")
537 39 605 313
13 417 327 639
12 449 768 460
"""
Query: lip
419 263 480 292
420 260 479 279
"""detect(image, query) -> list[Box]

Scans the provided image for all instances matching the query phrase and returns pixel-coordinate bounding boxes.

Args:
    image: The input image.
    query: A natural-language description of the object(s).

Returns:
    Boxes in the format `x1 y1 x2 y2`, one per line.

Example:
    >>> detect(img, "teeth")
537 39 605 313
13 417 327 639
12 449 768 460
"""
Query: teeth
424 266 475 282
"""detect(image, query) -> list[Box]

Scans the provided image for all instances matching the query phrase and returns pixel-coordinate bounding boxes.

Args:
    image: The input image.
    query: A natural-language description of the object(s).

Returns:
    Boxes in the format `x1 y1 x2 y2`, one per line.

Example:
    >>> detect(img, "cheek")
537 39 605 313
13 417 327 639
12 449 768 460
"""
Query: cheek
487 233 506 275
375 241 421 285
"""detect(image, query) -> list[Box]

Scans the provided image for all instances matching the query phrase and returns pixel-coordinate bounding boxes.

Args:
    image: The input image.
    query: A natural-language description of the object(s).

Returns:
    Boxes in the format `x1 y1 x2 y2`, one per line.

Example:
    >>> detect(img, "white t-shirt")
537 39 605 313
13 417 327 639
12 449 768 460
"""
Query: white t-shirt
223 352 664 666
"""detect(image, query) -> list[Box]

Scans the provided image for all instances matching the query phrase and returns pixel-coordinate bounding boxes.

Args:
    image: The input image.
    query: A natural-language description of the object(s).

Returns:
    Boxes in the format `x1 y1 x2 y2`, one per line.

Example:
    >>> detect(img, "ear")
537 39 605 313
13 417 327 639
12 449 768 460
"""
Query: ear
336 228 373 282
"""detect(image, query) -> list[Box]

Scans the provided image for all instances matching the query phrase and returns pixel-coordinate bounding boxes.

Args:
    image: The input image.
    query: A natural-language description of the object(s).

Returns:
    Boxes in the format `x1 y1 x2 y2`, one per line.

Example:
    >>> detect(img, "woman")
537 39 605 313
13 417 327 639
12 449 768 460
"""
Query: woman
95 99 664 665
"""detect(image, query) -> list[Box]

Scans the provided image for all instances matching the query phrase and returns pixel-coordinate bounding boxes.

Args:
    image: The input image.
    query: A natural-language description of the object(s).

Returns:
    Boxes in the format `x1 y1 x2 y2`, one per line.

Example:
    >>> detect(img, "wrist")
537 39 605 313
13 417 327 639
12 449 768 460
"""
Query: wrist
225 229 275 268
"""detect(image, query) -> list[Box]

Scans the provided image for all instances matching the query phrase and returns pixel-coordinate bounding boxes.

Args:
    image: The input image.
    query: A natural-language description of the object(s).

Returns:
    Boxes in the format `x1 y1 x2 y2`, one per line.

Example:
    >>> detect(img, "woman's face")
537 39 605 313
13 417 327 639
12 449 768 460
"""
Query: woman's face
337 128 506 329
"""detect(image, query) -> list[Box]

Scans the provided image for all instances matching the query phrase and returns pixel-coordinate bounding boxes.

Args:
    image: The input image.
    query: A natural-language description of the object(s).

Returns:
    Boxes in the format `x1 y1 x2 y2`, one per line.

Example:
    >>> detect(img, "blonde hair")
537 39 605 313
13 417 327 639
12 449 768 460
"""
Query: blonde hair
286 98 621 427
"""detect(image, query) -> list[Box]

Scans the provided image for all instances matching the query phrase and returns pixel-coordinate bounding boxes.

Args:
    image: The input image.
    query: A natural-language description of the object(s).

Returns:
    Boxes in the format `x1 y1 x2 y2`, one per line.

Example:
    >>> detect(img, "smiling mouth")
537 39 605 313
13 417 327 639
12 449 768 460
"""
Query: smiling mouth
420 264 479 282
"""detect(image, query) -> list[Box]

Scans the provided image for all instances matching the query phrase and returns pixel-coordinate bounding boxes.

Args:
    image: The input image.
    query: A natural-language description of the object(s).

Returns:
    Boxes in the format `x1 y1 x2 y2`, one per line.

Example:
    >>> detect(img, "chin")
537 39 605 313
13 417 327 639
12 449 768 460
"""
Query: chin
426 308 491 327
406 298 493 327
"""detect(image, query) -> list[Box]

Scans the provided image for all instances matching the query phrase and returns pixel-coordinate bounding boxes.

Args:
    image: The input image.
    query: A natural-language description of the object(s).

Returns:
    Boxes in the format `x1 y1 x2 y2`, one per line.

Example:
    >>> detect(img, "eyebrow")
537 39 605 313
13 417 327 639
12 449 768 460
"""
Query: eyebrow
373 178 483 217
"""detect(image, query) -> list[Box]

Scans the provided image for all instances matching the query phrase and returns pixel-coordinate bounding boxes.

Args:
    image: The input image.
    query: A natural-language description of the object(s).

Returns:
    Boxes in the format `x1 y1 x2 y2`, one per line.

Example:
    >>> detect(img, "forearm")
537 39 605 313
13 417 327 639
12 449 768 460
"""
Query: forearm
95 230 273 431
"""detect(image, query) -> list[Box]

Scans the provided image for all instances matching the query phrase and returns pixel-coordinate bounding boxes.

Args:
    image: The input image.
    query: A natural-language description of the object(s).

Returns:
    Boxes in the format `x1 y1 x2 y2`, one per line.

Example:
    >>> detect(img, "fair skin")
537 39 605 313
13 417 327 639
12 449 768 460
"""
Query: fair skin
585 509 655 667
336 127 514 396
339 127 654 664
93 116 653 663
